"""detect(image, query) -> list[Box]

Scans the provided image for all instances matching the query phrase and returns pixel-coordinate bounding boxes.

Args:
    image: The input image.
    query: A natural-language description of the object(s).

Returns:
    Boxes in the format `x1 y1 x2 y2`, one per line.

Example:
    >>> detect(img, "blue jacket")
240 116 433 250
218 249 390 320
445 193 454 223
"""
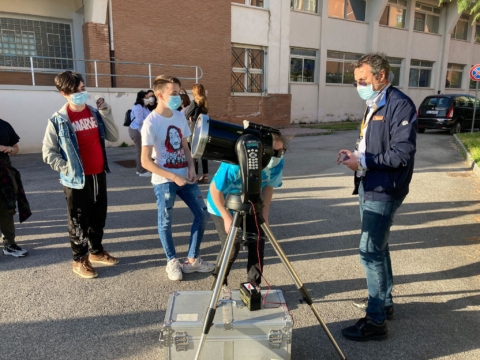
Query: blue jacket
354 86 417 201
42 103 119 189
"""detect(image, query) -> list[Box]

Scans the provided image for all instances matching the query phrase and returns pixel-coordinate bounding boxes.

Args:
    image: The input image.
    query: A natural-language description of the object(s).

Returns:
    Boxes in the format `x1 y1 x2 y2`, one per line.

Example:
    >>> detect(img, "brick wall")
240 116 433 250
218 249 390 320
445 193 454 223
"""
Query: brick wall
226 94 291 128
111 0 231 118
82 22 111 88
0 72 55 86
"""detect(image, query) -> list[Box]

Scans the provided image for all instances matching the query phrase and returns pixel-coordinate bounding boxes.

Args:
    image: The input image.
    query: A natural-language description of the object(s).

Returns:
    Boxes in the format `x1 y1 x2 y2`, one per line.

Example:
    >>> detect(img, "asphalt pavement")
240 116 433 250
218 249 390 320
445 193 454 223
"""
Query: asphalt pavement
2 129 480 360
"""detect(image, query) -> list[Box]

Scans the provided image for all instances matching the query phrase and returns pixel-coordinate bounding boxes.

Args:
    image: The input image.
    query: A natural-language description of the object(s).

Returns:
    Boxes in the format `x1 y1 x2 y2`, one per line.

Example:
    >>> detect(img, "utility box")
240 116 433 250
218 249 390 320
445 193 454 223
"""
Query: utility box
159 289 292 360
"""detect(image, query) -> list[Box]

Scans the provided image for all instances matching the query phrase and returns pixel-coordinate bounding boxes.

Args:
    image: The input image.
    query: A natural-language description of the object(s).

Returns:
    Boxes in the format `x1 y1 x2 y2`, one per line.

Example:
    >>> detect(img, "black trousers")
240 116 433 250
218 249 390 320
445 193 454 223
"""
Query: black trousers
195 159 209 175
211 213 265 286
64 172 107 261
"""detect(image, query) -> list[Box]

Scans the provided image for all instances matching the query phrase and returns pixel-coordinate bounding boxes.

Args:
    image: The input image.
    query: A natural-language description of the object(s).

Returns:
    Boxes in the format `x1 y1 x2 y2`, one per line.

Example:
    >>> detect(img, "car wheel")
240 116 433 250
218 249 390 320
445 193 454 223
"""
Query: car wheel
417 128 425 133
450 121 462 135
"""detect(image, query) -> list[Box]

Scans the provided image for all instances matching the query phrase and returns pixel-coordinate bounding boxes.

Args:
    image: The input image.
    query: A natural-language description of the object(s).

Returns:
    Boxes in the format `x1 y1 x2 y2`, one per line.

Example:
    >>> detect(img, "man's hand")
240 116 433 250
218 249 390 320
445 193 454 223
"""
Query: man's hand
173 174 193 187
223 215 233 234
187 166 196 183
0 145 12 153
96 98 105 109
337 149 359 171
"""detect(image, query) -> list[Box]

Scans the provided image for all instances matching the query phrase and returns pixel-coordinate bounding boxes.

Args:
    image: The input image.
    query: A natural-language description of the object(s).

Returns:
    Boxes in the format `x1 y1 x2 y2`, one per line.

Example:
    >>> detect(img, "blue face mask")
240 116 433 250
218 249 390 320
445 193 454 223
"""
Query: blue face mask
267 156 282 169
70 91 89 106
166 95 182 110
356 84 378 101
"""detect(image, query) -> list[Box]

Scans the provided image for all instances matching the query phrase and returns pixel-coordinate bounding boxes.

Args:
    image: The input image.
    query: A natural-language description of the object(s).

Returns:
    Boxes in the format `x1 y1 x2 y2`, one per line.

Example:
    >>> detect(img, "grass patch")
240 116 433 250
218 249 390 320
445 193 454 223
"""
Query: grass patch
299 121 360 131
456 132 480 164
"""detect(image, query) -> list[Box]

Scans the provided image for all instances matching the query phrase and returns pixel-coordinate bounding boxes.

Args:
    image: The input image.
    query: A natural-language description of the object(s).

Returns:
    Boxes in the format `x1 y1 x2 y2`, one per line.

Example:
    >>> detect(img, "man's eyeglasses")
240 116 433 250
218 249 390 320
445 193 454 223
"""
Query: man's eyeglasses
352 81 367 88
273 148 287 158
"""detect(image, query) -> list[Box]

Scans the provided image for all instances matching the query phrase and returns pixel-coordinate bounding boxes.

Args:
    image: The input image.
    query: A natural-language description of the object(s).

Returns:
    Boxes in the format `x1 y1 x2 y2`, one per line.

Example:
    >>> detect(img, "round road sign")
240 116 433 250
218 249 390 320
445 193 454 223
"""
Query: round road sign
470 64 480 81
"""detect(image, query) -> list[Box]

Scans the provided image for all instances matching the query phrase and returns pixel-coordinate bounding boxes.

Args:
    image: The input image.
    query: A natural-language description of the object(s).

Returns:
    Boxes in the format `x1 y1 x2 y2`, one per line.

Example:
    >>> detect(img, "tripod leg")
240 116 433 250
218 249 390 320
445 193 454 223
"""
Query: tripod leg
194 212 242 360
258 217 347 360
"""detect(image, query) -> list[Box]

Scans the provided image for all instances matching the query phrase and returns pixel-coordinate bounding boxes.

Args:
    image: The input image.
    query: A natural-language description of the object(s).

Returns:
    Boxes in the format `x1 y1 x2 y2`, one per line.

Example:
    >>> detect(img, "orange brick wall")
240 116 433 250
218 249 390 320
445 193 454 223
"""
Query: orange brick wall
82 22 111 88
0 72 55 86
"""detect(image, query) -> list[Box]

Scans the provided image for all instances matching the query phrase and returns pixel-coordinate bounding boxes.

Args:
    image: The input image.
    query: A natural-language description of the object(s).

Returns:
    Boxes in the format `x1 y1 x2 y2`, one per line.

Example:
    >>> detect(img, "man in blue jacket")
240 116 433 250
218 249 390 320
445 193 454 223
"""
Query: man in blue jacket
337 53 417 341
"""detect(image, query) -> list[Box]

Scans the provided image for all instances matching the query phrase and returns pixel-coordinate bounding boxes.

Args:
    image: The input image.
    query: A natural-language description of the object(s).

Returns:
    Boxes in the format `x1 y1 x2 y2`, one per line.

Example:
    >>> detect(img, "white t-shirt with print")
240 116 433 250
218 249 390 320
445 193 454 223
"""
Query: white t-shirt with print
141 110 191 184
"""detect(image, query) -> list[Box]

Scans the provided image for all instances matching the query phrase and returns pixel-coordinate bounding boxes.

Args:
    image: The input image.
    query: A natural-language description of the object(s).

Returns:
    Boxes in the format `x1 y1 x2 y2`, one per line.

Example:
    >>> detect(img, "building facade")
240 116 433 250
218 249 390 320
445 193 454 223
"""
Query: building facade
0 1 479 151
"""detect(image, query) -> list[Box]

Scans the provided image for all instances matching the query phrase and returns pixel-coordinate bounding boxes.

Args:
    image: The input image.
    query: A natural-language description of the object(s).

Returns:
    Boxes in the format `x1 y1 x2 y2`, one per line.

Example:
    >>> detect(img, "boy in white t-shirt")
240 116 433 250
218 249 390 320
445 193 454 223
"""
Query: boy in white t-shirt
141 76 214 281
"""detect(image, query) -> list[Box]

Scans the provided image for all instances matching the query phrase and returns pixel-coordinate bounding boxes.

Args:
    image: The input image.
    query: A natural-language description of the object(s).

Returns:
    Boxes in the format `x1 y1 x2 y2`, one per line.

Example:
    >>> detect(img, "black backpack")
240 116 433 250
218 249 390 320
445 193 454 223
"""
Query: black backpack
123 109 134 127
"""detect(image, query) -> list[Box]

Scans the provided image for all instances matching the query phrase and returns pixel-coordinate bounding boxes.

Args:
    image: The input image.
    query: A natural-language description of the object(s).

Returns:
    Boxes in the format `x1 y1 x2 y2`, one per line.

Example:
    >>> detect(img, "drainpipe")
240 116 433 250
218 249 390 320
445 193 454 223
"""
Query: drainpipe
108 0 116 87
438 3 449 94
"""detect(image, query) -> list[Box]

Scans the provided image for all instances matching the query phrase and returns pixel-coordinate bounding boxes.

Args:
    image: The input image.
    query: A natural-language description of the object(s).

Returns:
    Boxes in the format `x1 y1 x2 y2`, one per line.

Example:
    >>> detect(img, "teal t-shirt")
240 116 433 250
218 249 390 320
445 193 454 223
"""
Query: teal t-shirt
206 159 284 216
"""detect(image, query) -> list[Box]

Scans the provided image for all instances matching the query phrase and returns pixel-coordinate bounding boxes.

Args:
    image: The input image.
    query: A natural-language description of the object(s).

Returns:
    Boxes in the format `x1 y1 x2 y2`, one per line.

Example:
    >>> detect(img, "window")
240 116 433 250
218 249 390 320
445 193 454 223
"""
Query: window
445 63 464 89
290 48 316 83
409 60 433 87
452 14 469 40
326 51 362 84
0 17 73 69
380 0 407 29
290 0 318 14
414 2 440 34
231 46 265 93
231 0 264 8
388 57 402 86
328 0 366 22
476 23 480 43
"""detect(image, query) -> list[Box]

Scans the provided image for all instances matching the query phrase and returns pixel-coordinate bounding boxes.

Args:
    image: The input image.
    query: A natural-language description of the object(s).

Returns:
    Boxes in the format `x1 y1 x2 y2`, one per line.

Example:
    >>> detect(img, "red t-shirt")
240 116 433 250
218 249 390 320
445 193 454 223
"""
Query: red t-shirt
67 106 104 175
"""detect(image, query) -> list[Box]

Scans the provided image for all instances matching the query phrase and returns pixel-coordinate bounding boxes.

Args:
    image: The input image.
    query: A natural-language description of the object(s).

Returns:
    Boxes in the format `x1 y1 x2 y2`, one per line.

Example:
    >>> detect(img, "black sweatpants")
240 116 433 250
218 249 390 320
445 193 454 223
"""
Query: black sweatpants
211 213 265 286
64 172 107 261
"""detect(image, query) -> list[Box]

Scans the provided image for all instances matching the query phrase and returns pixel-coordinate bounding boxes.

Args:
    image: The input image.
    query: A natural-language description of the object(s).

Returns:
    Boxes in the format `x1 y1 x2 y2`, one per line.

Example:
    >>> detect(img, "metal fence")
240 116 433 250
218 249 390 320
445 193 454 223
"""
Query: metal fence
0 54 203 88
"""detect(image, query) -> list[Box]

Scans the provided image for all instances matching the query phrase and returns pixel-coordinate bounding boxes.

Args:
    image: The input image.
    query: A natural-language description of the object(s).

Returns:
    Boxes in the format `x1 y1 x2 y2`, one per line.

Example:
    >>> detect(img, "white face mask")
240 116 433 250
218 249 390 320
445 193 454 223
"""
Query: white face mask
267 156 282 168
148 97 155 103
143 99 150 105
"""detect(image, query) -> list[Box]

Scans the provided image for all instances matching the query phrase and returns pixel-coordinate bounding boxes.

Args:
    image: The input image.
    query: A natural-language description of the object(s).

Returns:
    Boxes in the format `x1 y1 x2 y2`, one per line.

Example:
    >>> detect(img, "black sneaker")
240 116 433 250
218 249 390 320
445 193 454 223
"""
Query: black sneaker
3 244 28 257
341 316 388 341
352 298 394 320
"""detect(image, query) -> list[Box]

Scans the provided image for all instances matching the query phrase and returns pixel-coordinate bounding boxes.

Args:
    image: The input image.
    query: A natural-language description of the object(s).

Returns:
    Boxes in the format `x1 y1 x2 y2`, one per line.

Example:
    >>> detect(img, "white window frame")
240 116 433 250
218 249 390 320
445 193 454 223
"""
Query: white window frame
414 2 441 34
388 57 403 87
380 0 408 29
325 51 363 85
231 44 266 95
409 59 434 88
231 0 266 9
328 0 367 22
451 14 470 41
290 48 317 83
290 0 319 14
445 63 464 89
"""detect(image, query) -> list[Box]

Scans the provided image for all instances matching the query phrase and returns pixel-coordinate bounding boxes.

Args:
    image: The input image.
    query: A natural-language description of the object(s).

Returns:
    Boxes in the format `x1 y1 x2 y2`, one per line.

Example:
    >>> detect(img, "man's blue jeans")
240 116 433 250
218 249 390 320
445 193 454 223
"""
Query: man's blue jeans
358 182 405 324
153 182 208 261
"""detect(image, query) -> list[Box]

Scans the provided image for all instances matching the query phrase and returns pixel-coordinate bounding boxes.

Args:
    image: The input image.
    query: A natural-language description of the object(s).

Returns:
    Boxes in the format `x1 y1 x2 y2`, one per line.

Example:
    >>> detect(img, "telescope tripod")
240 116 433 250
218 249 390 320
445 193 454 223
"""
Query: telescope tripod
194 195 346 360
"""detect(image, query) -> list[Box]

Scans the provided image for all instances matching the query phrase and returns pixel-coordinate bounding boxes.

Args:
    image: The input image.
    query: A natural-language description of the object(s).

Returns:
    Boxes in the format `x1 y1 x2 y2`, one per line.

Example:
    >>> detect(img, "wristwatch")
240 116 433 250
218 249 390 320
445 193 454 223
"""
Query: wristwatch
357 158 364 172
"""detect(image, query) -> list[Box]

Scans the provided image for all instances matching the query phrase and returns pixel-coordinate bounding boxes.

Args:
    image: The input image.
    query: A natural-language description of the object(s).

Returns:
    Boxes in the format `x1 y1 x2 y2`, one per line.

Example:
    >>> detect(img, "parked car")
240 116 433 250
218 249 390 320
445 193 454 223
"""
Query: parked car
417 94 480 134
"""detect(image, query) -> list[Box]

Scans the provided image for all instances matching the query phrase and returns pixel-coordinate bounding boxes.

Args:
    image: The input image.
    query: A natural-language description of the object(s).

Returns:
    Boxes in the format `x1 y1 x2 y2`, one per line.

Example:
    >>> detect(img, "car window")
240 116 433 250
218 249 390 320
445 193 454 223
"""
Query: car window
421 97 451 107
455 96 469 107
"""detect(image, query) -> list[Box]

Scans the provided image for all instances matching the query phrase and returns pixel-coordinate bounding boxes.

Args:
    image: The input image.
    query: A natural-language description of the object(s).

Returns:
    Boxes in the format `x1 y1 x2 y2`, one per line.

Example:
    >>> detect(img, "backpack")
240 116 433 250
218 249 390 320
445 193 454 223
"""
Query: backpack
123 109 134 127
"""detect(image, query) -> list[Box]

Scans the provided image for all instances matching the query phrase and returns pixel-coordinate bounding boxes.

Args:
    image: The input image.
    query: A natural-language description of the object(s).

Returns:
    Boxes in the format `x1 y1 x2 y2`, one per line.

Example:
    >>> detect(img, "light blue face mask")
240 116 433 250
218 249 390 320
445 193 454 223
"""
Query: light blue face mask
356 84 378 101
70 91 89 106
166 95 182 110
267 156 282 168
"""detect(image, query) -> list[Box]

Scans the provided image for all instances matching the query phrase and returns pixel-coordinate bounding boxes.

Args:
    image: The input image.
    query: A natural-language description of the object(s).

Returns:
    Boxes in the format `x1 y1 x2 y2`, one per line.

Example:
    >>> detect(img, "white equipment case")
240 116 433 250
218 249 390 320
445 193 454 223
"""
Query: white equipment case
159 289 293 360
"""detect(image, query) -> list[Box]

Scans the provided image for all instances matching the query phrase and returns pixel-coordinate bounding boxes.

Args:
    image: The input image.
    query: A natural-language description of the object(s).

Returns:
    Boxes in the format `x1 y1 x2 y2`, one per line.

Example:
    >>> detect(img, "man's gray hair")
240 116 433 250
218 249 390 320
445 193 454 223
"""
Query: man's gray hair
353 53 390 78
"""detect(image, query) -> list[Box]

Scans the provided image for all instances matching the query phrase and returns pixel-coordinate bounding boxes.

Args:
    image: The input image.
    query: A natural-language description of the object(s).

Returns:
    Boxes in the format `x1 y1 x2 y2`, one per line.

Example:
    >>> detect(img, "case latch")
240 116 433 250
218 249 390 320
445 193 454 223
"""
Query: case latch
174 331 188 352
269 329 283 349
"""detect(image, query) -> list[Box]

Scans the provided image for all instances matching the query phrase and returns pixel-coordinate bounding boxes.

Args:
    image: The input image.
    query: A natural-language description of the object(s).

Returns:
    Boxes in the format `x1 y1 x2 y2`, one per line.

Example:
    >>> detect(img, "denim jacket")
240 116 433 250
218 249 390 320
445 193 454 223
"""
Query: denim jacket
42 102 119 189
353 86 417 201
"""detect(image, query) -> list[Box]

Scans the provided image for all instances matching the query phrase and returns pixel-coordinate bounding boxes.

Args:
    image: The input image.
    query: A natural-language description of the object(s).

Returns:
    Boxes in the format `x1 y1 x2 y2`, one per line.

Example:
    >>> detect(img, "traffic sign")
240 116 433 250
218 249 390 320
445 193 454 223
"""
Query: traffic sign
470 64 480 81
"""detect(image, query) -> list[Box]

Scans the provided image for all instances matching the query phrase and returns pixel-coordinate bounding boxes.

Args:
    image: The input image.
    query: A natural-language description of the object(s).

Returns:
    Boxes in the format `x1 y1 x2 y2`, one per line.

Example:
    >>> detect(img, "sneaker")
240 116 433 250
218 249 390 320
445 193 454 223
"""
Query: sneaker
72 256 98 279
352 298 394 320
138 171 152 177
182 256 215 273
3 244 28 257
342 316 388 341
166 258 183 281
89 250 119 266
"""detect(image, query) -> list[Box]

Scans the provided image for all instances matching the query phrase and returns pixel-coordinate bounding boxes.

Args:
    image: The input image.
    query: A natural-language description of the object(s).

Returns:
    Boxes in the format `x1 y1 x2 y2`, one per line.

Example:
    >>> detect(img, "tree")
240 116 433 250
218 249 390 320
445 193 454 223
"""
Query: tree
441 0 480 23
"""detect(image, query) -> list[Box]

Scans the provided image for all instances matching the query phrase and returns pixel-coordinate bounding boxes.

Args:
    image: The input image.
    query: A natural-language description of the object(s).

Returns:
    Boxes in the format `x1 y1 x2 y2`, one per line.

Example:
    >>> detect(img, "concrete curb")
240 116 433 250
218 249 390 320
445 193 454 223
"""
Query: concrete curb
279 128 331 138
453 134 480 178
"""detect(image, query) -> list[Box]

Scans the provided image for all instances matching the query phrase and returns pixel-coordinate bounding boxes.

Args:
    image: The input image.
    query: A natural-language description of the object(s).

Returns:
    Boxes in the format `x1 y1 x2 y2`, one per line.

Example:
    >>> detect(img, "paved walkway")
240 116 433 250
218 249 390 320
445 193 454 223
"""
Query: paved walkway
2 129 480 360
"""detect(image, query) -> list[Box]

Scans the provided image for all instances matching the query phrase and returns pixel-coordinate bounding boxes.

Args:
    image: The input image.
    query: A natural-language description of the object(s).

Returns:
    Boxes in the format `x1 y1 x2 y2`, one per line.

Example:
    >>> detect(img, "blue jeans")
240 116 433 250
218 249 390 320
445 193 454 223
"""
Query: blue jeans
153 182 208 261
358 182 405 323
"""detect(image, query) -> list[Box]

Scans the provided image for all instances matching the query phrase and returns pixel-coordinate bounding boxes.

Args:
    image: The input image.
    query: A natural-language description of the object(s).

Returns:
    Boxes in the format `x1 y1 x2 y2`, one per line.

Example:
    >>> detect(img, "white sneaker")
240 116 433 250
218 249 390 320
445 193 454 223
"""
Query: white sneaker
138 171 152 177
166 258 183 281
182 256 215 273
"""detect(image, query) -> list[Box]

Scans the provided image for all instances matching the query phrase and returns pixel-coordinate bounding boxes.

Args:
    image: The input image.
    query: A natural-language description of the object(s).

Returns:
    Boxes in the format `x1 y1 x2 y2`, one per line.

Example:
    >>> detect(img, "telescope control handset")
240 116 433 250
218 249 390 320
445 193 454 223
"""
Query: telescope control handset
235 135 262 204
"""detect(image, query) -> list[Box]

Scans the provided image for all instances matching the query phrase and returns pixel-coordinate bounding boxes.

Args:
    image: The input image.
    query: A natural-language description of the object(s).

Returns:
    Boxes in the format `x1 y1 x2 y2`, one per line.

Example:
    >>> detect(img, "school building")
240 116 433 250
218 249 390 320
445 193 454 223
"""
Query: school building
0 0 479 152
